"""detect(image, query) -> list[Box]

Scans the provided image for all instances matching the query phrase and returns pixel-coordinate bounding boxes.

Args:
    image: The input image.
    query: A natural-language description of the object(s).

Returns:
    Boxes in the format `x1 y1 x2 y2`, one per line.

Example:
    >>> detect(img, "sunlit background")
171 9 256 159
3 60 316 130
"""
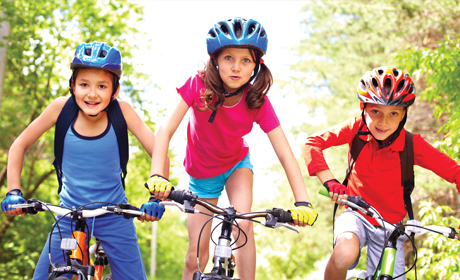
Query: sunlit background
130 1 316 202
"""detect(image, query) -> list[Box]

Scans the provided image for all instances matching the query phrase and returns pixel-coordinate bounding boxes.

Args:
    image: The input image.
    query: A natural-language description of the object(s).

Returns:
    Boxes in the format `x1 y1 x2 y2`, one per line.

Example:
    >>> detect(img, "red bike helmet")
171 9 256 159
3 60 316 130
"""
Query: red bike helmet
357 66 415 107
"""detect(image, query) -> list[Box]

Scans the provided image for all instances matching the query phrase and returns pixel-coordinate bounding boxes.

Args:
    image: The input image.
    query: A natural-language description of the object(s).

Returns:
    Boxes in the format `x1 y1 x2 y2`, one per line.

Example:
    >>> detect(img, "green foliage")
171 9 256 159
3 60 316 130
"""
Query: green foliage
396 34 460 161
0 0 185 278
410 201 460 279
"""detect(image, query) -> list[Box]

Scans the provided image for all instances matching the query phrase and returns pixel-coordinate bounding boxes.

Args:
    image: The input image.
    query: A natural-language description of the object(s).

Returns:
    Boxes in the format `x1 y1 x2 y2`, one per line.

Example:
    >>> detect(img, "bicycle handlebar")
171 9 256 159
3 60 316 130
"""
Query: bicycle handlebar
161 189 299 233
319 186 460 240
10 199 145 219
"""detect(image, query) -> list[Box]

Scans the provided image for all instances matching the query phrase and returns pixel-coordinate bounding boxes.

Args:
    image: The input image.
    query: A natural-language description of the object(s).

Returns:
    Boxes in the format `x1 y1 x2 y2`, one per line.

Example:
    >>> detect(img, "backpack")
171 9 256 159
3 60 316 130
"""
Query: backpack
53 97 129 194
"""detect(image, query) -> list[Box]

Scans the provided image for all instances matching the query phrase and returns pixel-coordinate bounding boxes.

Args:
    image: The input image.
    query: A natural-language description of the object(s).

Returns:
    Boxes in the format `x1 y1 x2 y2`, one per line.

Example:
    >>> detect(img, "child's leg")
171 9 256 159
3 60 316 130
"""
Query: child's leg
94 215 147 280
324 209 369 280
324 232 361 280
225 167 255 280
182 197 219 280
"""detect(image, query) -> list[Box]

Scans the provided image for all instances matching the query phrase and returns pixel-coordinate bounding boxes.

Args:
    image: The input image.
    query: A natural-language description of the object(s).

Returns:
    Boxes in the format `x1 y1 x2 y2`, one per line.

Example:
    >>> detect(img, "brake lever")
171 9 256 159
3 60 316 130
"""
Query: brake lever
160 201 199 214
261 221 299 233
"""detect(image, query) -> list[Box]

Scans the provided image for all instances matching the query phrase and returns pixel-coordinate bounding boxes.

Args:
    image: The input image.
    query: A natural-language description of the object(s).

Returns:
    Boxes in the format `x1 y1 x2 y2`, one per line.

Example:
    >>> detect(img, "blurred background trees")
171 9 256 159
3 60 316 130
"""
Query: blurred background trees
1 0 460 279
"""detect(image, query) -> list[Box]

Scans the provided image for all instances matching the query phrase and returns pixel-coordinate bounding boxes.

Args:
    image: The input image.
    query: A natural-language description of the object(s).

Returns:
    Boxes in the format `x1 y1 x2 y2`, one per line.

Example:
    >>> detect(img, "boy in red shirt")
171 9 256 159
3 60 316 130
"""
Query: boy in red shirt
301 66 460 279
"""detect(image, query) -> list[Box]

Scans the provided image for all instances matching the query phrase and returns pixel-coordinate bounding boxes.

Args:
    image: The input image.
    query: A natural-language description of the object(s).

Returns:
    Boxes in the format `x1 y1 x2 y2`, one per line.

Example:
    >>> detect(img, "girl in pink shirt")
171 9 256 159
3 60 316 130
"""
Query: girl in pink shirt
147 17 318 280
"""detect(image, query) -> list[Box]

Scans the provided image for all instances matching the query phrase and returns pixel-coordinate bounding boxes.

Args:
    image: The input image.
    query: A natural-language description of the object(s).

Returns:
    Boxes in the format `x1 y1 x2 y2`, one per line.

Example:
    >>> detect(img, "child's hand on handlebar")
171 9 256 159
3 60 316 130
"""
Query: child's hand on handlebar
145 174 172 200
289 202 318 227
138 197 166 222
1 189 27 217
323 179 348 209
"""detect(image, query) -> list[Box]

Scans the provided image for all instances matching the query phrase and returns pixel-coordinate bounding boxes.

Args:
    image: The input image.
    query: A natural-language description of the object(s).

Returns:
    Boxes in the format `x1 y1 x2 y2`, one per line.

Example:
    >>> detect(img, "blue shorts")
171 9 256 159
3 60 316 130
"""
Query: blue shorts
188 152 253 198
334 209 407 278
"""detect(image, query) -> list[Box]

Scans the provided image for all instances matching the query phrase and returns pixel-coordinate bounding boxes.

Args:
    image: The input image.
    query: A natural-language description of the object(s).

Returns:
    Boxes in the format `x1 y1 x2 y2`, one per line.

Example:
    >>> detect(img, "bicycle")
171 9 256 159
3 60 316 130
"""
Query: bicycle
160 189 299 280
10 199 144 280
318 187 460 280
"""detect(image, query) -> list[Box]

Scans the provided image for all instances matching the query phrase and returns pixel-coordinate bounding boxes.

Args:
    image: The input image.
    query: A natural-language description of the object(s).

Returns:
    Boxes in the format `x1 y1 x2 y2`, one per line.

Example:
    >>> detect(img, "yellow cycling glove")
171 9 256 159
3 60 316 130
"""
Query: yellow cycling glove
289 202 318 226
145 175 172 194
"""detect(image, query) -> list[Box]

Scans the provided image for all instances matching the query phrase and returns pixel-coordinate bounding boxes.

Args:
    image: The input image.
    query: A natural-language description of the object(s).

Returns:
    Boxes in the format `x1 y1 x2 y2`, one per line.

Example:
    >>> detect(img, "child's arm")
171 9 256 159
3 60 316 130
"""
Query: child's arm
148 97 190 200
118 100 170 177
3 97 66 216
267 126 318 226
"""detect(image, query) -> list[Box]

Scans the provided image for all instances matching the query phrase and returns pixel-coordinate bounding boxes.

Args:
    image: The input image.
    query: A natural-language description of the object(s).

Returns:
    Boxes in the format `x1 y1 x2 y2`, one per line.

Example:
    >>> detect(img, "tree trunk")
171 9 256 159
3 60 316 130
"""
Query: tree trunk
0 9 10 117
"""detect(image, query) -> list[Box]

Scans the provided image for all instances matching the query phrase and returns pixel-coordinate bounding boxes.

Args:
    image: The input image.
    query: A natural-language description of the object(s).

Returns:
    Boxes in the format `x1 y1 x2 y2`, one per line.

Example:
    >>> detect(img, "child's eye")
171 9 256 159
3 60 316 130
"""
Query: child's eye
225 55 232 60
80 83 88 87
243 58 251 63
371 110 380 115
390 112 399 117
99 85 107 89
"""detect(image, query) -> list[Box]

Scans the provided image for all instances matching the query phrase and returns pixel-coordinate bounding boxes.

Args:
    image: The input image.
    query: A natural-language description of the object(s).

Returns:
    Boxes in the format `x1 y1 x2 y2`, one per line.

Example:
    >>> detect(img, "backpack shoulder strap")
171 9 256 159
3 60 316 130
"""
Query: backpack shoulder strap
344 124 368 185
107 99 129 189
54 97 79 194
400 130 415 220
332 125 368 248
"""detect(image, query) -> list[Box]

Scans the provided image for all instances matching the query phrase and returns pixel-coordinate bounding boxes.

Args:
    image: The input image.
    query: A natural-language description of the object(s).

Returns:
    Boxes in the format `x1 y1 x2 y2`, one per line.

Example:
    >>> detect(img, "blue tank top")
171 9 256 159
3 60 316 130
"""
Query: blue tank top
59 117 127 208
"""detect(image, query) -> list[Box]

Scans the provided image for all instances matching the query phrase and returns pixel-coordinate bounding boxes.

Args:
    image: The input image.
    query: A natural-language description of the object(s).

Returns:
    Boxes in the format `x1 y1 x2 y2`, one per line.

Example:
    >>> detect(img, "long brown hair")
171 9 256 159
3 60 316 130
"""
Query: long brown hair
197 48 273 112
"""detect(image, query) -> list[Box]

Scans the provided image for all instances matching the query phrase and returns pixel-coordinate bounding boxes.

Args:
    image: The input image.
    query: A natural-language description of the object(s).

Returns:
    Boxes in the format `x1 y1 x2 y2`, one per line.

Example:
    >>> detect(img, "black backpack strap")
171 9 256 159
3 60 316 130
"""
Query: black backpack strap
54 97 79 194
332 126 368 248
400 130 415 220
107 99 129 189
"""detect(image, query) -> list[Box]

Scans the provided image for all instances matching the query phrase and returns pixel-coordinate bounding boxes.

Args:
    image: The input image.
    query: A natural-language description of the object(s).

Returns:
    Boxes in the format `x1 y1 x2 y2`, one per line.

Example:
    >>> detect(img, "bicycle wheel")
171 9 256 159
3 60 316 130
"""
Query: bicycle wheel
102 274 113 280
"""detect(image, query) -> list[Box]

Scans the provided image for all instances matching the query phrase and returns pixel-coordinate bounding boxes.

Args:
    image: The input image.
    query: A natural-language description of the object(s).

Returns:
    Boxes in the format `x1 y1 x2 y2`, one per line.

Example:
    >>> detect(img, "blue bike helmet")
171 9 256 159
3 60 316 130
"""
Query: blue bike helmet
71 41 122 78
206 17 268 56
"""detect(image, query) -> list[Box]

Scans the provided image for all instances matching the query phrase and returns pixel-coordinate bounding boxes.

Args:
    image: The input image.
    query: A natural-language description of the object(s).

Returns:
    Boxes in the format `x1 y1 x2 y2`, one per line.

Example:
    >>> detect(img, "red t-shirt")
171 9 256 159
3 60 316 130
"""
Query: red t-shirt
301 116 460 225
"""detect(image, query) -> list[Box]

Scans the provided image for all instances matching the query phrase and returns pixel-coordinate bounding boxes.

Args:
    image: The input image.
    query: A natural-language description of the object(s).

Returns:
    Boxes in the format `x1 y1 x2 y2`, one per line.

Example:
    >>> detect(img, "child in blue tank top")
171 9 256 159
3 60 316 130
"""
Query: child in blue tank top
1 42 168 280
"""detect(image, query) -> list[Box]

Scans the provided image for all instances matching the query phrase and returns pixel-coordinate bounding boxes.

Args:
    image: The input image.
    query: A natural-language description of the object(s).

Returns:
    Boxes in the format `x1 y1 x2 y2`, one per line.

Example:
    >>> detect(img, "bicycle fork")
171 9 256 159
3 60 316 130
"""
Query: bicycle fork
369 228 403 280
49 218 95 280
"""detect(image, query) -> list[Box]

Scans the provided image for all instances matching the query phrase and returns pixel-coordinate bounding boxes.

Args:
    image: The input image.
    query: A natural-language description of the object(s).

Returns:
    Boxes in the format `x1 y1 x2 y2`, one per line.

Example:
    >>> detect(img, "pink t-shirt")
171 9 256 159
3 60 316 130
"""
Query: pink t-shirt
177 74 280 179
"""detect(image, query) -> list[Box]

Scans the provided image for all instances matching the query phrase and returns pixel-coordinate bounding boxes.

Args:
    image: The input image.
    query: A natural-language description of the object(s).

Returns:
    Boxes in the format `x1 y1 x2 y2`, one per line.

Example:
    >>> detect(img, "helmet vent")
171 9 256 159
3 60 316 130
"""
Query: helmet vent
392 68 399 77
100 50 107 58
260 28 266 37
377 69 384 75
84 48 92 56
359 79 366 89
219 22 230 36
371 77 379 90
248 23 257 36
208 30 217 38
396 80 405 93
384 78 393 97
234 21 243 38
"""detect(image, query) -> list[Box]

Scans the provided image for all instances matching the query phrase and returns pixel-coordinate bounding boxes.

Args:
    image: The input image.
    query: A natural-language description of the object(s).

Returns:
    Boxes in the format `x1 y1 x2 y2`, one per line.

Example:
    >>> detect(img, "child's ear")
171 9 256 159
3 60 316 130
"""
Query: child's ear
113 83 121 99
359 102 365 110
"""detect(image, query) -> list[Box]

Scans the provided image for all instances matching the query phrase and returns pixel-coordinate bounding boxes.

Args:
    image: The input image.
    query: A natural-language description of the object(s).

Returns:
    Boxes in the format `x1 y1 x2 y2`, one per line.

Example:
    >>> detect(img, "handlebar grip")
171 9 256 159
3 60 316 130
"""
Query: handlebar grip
167 189 197 204
24 199 44 215
318 186 329 197
273 208 294 223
